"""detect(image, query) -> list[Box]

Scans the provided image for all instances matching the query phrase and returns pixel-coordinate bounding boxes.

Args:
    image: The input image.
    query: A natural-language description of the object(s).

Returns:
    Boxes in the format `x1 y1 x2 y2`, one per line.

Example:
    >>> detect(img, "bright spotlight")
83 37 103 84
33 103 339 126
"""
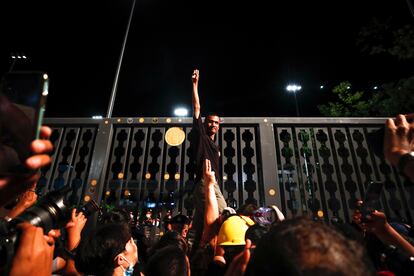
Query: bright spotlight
320 85 324 89
174 107 188 117
286 84 302 93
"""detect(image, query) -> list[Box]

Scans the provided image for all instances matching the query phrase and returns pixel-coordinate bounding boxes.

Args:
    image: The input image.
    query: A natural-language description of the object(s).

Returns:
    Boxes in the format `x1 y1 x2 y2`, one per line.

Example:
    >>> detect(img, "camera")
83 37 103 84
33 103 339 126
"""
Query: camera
0 185 99 271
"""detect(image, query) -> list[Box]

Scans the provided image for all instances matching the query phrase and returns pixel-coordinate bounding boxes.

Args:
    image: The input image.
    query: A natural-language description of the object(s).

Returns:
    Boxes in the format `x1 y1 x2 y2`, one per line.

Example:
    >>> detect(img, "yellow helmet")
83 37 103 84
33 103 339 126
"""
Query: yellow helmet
217 215 255 246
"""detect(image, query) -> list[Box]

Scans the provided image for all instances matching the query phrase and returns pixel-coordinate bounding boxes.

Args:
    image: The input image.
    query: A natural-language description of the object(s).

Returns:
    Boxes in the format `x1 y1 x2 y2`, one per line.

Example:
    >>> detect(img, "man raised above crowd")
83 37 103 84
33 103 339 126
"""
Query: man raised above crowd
190 69 227 247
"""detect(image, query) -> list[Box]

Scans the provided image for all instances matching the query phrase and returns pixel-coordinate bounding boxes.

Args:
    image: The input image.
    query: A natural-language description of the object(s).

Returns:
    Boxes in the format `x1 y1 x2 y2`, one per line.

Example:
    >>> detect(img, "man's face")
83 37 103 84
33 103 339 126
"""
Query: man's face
172 223 190 238
205 115 220 136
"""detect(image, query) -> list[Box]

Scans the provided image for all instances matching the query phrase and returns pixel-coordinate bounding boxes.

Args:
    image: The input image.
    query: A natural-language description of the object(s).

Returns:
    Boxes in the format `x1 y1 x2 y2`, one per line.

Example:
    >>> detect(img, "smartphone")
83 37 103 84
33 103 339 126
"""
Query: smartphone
0 71 49 176
79 199 100 217
360 181 384 222
366 127 385 158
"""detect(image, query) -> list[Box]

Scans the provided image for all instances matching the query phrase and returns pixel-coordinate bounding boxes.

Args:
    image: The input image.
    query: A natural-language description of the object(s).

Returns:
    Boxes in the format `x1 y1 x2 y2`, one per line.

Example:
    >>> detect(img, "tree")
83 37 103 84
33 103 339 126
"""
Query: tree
318 82 371 117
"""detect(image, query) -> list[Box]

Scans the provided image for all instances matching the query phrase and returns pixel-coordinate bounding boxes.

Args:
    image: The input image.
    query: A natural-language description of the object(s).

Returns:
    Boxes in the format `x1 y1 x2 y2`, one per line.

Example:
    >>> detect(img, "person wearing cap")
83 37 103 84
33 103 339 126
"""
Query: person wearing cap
206 214 254 275
168 214 191 239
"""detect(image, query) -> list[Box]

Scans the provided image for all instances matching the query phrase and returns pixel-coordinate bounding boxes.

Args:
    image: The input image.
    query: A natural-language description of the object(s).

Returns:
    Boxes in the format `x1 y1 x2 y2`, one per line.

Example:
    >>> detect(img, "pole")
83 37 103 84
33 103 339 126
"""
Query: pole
106 0 137 118
293 91 300 117
8 58 17 72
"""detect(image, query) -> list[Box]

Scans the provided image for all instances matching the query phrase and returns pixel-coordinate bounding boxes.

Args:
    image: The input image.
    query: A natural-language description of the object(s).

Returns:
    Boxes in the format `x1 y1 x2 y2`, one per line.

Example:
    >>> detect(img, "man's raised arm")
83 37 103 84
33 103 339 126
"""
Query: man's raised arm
192 69 201 119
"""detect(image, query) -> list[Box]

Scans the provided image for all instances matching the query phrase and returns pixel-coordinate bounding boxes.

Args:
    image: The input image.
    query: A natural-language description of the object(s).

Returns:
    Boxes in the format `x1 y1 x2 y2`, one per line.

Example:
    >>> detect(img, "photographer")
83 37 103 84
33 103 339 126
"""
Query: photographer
384 113 414 182
0 125 56 275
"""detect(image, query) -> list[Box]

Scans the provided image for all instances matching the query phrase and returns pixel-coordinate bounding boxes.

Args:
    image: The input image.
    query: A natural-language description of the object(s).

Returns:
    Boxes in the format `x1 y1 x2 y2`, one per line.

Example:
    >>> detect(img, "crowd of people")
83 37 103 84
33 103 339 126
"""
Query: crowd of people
0 70 413 275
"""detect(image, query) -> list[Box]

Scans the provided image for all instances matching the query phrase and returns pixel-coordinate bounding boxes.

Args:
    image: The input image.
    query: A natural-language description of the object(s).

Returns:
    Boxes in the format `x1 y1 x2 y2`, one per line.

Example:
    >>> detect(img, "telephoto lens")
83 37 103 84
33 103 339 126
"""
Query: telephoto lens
10 185 72 232
0 185 72 271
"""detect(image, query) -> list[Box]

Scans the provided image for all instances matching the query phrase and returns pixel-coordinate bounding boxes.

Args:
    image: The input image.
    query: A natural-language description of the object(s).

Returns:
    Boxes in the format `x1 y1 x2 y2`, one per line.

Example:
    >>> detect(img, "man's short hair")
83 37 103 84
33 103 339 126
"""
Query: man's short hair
148 231 188 256
170 214 191 225
206 112 220 118
245 217 375 276
145 245 188 276
75 223 131 276
205 112 221 123
99 208 131 225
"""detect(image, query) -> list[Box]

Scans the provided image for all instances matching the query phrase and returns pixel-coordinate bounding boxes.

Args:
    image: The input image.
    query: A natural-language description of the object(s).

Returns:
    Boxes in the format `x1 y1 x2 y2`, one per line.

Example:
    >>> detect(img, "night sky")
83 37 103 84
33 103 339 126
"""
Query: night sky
0 0 412 118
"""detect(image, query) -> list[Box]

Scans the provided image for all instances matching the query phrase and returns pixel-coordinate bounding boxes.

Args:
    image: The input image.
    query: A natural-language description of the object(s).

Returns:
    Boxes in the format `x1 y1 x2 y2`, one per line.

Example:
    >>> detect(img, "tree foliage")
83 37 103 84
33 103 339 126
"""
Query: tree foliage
318 82 371 117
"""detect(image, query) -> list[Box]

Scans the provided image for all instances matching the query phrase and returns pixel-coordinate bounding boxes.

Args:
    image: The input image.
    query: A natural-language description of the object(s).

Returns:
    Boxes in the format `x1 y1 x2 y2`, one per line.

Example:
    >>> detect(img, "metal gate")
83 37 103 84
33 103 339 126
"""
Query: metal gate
41 117 414 225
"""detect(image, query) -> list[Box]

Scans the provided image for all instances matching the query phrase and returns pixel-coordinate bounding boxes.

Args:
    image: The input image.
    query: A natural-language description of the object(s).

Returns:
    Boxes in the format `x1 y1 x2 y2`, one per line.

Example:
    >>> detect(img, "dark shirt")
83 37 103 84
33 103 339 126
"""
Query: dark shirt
192 115 221 185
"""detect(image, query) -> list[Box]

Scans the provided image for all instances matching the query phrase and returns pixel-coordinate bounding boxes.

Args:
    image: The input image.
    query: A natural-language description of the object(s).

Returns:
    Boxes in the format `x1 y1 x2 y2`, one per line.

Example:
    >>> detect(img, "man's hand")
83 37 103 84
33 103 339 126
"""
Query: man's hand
26 126 53 169
225 239 252 276
384 114 414 166
9 223 55 276
65 208 87 251
203 159 216 186
7 183 38 219
361 210 388 235
352 200 388 235
192 69 199 86
191 69 201 118
17 185 38 210
0 126 53 207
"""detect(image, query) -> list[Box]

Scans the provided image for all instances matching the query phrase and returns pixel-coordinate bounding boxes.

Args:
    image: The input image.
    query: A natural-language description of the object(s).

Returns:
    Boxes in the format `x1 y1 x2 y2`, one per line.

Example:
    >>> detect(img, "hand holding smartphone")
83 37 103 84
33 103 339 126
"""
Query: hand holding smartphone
0 71 49 176
360 181 384 223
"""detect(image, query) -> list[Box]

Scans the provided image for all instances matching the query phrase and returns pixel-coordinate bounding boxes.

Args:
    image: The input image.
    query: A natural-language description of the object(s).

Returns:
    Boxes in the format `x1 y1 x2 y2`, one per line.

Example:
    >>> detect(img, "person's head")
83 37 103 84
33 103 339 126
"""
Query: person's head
149 230 188 256
218 215 254 263
100 208 131 225
204 112 220 137
237 203 258 217
169 214 191 238
245 217 375 276
75 223 138 276
145 245 190 276
245 224 268 246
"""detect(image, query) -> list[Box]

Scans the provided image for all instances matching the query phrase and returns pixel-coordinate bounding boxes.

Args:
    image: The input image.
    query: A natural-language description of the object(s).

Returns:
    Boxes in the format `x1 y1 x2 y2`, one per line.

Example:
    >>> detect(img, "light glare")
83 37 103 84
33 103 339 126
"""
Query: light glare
286 84 302 93
174 107 188 117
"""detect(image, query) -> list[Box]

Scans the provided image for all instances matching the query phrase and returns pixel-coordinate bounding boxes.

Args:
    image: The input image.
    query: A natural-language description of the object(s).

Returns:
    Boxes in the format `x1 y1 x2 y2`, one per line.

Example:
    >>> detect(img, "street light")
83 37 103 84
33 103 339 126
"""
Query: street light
9 52 28 72
174 107 188 117
286 84 302 117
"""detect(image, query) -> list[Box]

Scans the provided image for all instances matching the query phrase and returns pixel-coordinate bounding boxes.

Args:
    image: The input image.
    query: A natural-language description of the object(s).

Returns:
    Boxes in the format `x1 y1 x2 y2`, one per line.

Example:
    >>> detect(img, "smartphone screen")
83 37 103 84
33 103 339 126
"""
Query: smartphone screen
361 181 383 221
0 71 48 176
